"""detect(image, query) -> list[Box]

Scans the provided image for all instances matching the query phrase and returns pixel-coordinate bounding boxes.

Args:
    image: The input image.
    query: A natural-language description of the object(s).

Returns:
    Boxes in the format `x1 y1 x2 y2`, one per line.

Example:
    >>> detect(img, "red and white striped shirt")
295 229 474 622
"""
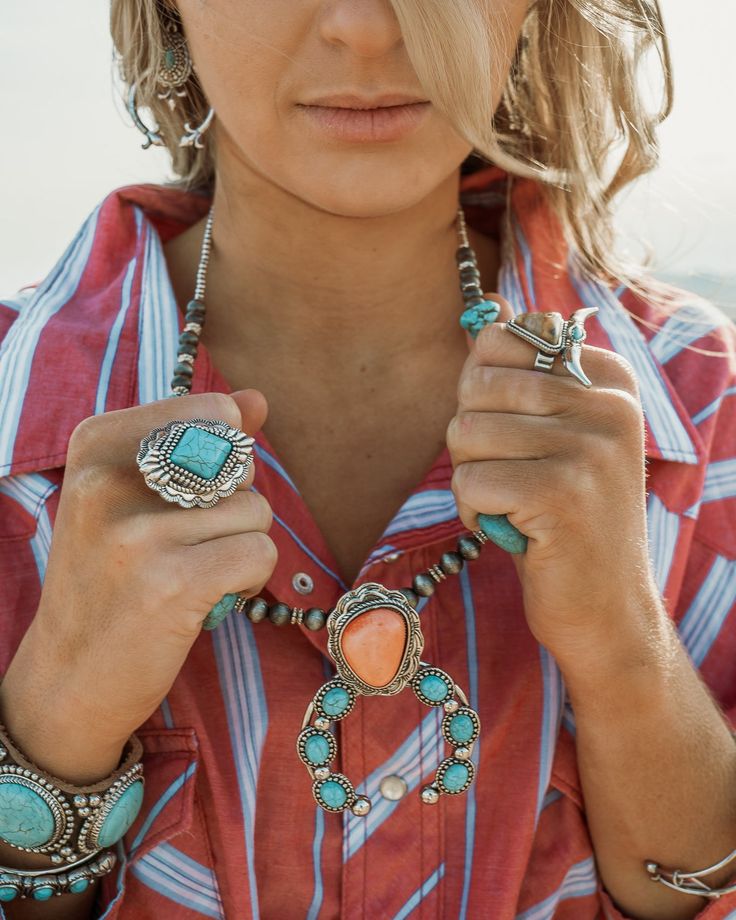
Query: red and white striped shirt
1 166 735 919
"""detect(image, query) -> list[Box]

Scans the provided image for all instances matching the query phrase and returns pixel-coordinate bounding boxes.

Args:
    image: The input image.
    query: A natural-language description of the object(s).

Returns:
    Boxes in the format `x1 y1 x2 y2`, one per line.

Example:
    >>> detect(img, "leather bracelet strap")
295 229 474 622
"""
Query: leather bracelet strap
0 723 143 794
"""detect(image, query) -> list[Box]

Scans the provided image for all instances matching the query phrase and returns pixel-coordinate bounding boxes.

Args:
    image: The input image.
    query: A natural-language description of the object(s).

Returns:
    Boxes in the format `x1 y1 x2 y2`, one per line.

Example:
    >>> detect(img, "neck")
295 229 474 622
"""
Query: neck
164 159 501 384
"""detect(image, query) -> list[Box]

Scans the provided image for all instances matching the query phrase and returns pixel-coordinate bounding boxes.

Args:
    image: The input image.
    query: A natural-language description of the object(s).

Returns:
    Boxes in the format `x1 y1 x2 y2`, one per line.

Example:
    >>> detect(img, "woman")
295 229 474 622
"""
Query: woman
0 0 734 918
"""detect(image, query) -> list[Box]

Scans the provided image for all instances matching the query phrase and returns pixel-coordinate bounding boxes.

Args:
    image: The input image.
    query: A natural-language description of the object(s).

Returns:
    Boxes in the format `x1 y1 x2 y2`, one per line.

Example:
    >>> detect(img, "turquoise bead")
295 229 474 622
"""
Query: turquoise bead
449 713 475 744
570 324 584 341
321 687 350 717
440 762 469 793
0 782 55 847
0 886 17 901
304 734 331 766
32 886 55 901
318 780 347 809
478 513 528 554
459 300 501 339
68 878 90 894
202 592 239 630
419 674 449 703
97 780 144 847
170 427 232 481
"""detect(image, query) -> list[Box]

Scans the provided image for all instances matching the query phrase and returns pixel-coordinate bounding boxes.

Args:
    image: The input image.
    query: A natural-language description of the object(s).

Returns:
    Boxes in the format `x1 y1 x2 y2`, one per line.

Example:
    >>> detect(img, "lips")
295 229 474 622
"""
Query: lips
296 100 432 143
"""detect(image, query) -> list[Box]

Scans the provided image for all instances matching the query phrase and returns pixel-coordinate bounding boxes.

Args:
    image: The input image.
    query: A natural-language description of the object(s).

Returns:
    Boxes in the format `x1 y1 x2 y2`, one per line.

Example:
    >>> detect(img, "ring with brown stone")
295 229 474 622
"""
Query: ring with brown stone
296 583 480 814
505 307 599 387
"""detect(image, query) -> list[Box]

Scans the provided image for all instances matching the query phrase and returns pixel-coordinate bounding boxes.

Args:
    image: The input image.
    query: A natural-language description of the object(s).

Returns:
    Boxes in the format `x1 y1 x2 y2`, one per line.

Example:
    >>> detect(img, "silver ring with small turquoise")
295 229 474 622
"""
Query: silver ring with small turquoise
457 263 598 555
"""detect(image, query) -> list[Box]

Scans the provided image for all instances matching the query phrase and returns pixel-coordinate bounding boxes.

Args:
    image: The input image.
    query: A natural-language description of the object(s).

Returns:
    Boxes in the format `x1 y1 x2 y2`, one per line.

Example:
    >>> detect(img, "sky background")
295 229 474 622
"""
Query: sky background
1 2 734 318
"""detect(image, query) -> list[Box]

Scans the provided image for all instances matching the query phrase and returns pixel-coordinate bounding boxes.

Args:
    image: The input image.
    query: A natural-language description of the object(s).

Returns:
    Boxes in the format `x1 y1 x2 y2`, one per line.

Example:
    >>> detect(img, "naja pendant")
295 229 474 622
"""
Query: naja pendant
297 583 481 816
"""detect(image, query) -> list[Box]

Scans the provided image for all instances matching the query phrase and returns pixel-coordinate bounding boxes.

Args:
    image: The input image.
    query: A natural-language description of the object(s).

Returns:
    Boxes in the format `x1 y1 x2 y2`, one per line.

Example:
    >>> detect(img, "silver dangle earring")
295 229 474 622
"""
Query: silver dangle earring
127 19 215 150
157 20 193 112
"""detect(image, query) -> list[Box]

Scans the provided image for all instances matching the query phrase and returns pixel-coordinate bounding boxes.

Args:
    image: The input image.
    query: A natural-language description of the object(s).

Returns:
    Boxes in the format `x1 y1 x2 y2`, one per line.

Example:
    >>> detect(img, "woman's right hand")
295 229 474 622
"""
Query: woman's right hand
0 389 276 783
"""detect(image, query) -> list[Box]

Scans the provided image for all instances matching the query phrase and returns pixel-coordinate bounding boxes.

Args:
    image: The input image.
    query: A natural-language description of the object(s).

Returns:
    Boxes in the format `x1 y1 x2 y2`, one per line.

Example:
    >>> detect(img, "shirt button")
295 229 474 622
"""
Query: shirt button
379 774 408 801
292 572 314 595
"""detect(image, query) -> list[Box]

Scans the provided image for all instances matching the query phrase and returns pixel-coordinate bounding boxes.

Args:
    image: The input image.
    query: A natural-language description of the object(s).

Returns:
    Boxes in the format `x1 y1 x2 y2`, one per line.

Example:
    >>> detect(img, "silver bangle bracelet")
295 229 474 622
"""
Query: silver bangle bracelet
0 848 116 903
646 847 736 898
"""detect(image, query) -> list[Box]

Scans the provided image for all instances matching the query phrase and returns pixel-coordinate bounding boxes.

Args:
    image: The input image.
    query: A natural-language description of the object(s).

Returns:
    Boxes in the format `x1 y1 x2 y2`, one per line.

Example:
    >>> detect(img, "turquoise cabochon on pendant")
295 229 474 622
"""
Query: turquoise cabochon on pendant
419 673 450 703
0 782 56 848
304 734 330 765
321 686 351 717
316 780 348 809
439 761 470 793
97 780 145 848
169 427 233 481
448 713 476 744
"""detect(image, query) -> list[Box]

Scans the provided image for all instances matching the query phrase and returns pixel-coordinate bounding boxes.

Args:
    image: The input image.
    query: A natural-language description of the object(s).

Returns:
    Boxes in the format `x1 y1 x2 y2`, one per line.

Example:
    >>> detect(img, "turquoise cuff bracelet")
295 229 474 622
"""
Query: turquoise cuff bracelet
0 722 144 864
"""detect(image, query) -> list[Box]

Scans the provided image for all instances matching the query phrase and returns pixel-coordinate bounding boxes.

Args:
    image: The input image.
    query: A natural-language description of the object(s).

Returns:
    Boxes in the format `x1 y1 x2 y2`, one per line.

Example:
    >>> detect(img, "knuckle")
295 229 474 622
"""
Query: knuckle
458 364 493 405
197 392 241 428
243 531 278 579
451 461 484 504
67 415 102 462
473 322 502 359
247 491 273 532
597 350 639 393
65 460 114 505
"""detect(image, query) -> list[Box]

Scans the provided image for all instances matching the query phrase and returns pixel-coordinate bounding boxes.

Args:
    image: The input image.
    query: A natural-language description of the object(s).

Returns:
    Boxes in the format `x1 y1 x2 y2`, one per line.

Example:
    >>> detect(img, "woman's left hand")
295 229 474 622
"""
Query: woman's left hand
447 293 664 676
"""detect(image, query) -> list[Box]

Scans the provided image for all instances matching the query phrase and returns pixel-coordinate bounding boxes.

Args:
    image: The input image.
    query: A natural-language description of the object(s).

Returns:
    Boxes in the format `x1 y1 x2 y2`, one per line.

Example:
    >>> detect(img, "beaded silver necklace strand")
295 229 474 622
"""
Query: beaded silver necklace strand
167 204 495 631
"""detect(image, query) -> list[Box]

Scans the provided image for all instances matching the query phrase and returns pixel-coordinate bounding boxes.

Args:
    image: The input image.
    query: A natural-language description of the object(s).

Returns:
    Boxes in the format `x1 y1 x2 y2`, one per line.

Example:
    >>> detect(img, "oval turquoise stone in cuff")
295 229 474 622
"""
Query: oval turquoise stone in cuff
0 782 55 848
97 780 144 847
459 300 501 339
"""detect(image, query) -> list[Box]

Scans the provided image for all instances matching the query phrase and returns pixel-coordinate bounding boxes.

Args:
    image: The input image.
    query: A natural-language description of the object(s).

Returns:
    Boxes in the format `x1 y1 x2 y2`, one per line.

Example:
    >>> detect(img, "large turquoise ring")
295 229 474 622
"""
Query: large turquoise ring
136 418 255 510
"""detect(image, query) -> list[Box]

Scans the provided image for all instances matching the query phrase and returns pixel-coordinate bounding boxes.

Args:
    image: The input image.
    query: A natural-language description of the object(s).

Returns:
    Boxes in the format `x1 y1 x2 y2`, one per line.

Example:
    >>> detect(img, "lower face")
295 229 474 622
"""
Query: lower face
176 0 529 217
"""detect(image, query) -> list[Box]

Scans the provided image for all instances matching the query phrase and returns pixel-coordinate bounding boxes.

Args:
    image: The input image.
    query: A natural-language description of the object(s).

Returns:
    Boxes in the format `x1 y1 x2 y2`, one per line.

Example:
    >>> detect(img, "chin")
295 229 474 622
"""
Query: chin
273 153 464 219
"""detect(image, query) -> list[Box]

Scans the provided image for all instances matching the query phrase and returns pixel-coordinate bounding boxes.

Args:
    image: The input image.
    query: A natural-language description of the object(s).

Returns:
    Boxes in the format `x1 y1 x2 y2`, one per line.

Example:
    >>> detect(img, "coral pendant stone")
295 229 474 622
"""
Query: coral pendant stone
514 312 564 346
341 608 407 689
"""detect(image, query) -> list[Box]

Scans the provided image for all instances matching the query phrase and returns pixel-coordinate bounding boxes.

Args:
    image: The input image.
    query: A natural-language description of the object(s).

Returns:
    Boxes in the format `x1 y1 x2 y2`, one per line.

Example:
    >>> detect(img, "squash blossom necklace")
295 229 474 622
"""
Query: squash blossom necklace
165 203 512 816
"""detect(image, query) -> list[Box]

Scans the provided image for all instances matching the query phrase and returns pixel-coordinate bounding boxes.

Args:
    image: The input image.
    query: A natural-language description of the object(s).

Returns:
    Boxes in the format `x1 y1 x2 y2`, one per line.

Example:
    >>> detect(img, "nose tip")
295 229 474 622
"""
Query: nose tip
320 0 404 59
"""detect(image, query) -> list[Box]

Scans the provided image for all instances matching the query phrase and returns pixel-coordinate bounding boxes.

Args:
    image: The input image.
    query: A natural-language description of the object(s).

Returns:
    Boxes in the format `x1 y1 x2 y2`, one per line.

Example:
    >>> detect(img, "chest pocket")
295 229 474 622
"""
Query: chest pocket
115 726 226 919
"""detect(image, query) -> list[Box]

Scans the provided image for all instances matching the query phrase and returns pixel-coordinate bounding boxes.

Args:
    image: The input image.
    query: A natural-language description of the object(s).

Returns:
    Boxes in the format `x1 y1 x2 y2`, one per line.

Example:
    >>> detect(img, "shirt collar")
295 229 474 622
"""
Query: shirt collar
0 172 704 486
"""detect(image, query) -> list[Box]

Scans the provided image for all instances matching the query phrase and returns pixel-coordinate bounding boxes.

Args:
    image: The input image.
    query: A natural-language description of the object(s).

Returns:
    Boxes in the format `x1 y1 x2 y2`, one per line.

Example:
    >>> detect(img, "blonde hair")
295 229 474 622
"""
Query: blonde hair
111 0 680 307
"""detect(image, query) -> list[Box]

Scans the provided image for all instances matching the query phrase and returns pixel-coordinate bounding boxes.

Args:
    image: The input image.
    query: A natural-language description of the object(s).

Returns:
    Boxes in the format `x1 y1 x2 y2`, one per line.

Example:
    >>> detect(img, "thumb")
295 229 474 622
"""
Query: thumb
461 292 515 350
229 388 269 436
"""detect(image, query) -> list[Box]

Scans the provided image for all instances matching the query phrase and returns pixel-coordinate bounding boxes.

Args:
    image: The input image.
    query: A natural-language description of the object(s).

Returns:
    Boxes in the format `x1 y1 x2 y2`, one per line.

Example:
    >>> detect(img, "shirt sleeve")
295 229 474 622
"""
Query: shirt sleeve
600 320 736 919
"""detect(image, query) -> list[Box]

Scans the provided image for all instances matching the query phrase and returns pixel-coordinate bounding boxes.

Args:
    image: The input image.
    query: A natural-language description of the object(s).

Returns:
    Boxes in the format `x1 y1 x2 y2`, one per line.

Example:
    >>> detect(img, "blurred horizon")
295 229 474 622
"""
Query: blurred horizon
1 2 734 320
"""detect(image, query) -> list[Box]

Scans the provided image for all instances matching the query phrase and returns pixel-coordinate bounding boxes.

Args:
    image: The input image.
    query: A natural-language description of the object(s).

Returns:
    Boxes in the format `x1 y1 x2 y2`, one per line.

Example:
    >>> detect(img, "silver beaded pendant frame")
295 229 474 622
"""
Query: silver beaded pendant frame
326 583 423 697
137 418 255 509
297 583 481 816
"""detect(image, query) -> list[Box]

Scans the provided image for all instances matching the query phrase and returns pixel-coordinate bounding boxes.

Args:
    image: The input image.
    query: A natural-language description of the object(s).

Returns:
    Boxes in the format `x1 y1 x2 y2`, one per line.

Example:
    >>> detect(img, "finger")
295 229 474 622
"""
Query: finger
451 457 546 534
458 365 585 416
469 299 637 393
182 530 278 605
447 411 566 464
157 488 273 545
